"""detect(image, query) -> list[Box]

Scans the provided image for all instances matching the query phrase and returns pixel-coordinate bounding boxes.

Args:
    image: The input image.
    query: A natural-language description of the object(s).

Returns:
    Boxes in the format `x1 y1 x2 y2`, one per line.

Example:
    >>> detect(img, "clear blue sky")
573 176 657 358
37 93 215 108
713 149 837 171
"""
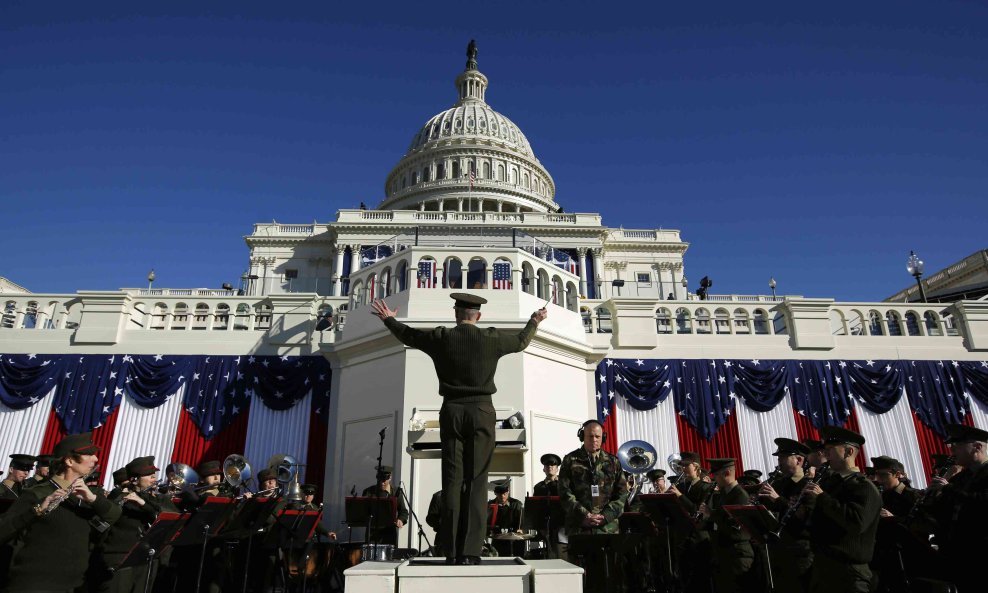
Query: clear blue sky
2 1 985 300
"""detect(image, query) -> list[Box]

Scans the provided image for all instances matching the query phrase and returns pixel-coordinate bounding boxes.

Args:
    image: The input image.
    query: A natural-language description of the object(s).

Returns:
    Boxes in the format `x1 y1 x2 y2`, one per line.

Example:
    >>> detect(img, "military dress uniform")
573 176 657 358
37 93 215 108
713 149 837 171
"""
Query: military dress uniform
871 455 922 593
671 452 715 593
361 477 409 546
0 433 122 593
804 426 881 593
533 478 559 497
697 460 754 593
379 293 539 561
762 438 813 593
487 483 524 557
425 490 445 555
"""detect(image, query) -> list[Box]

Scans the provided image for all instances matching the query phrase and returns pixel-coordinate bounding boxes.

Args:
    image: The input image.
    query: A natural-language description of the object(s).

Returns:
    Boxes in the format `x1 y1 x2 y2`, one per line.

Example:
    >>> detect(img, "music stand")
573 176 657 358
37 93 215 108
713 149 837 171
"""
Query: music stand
116 512 187 593
724 505 780 591
170 497 235 593
636 493 695 586
524 495 563 559
344 497 396 544
567 533 642 591
271 509 322 593
217 496 280 593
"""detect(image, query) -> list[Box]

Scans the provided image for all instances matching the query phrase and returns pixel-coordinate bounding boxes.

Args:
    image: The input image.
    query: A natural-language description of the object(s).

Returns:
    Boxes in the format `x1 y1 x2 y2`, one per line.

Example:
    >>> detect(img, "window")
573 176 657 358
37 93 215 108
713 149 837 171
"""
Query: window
636 273 650 284
284 269 299 280
437 163 445 179
452 161 460 178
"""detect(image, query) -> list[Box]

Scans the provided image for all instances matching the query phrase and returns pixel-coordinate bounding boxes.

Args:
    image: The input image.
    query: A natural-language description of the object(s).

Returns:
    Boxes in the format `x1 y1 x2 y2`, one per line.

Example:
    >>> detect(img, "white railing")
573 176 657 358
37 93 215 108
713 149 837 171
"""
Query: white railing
0 295 82 330
122 288 239 297
334 209 603 227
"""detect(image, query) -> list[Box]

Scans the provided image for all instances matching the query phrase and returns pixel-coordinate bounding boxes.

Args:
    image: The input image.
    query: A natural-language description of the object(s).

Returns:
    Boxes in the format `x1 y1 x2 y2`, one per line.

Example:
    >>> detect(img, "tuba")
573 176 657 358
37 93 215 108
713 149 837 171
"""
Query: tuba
164 463 199 494
617 440 658 504
223 454 253 491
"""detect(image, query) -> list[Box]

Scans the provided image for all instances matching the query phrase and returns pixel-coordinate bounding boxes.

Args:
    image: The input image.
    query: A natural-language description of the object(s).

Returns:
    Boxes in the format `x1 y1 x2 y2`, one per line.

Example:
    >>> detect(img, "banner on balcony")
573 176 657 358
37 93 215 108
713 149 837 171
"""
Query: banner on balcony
0 354 332 493
597 357 988 489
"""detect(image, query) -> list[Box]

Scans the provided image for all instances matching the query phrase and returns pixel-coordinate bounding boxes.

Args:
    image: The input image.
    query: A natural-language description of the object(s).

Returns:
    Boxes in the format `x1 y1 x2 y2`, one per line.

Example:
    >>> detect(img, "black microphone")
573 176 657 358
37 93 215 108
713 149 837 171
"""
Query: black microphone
379 427 387 438
350 484 357 496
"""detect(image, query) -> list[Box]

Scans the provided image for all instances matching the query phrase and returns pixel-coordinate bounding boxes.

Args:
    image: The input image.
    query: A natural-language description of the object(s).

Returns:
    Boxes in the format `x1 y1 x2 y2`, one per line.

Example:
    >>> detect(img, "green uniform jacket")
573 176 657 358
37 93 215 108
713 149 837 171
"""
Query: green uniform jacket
487 498 523 531
97 490 166 564
533 479 559 497
0 480 122 591
361 485 409 524
0 481 22 500
383 317 538 398
805 470 881 564
698 482 754 573
558 447 629 534
881 482 919 519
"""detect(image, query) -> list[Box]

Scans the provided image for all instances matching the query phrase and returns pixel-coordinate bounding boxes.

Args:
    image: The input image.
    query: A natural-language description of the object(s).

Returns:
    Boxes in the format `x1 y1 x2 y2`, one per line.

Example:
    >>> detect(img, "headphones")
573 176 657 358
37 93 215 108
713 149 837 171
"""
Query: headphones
577 419 607 443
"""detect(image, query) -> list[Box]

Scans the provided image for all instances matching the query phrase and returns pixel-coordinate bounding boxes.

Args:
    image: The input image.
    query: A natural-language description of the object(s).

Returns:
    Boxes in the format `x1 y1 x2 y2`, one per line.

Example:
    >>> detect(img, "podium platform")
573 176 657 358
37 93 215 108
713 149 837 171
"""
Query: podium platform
343 557 584 593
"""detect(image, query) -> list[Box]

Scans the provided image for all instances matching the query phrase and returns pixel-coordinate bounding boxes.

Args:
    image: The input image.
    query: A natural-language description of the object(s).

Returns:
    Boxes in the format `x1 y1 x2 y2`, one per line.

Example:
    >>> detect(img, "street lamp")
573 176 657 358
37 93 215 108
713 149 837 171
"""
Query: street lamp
769 277 777 301
147 269 156 291
681 276 688 300
907 250 927 302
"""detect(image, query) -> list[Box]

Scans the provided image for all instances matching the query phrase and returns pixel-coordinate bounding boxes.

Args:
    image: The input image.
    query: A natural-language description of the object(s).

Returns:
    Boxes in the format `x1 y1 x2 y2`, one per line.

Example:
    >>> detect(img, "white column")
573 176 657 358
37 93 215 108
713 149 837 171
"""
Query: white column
333 248 345 296
577 248 588 296
347 245 360 296
497 200 503 212
592 248 603 298
485 267 493 288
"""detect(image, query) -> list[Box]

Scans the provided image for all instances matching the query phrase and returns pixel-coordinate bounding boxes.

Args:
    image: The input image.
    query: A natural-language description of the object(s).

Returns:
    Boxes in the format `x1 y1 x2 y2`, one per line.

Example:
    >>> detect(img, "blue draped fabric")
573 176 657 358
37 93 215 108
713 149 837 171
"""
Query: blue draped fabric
0 353 332 436
594 357 988 439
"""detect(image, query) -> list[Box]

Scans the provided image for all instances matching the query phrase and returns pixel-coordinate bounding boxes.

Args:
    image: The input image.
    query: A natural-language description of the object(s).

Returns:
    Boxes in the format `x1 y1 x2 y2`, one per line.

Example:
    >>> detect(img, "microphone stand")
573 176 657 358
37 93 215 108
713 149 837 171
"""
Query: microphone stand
398 481 432 556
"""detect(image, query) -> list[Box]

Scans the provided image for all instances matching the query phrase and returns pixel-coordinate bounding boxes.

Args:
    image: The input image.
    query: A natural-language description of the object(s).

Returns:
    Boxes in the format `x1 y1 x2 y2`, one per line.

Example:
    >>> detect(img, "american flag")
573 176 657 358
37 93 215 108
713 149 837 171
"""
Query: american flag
492 262 512 289
469 166 475 190
418 260 436 288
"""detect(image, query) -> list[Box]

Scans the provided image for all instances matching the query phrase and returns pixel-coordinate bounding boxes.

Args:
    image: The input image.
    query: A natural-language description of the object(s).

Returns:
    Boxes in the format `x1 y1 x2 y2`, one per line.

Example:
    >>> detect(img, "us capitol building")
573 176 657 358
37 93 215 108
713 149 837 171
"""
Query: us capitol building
2 43 987 547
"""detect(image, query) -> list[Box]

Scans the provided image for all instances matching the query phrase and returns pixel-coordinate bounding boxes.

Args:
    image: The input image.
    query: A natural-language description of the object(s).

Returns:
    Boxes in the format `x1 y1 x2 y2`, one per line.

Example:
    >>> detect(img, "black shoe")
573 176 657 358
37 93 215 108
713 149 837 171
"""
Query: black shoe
453 556 467 565
444 556 456 565
463 556 481 565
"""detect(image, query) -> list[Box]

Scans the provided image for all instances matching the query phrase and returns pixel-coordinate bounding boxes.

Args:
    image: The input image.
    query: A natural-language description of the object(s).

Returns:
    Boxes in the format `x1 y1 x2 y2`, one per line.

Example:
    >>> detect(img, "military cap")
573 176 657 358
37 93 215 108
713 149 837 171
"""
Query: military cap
742 469 763 480
772 438 811 457
802 439 825 451
9 454 37 472
35 455 56 469
52 432 100 459
864 466 876 477
540 453 562 467
708 458 736 473
679 451 701 465
449 292 487 310
376 465 393 477
492 478 510 495
646 469 667 481
819 425 866 447
197 460 223 477
257 467 277 482
301 484 318 496
126 456 159 478
871 456 905 473
944 423 988 444
112 468 129 486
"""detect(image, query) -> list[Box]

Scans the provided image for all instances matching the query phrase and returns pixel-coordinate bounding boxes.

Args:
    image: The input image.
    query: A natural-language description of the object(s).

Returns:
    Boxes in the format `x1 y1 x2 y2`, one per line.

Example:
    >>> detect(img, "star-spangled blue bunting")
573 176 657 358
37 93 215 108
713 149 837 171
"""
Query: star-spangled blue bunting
0 353 332 438
595 357 988 439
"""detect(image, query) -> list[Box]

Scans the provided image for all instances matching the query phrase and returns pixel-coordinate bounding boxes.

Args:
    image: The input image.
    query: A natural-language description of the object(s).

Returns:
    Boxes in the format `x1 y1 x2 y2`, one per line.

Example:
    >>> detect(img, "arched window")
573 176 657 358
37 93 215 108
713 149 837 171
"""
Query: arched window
0 301 15 329
868 311 884 336
417 257 438 289
695 308 711 334
350 281 363 309
483 162 491 179
192 303 210 330
151 303 168 330
497 164 505 181
656 308 672 334
444 258 463 289
422 167 430 183
452 161 460 178
367 273 378 301
552 276 564 306
829 309 847 336
509 168 517 184
234 303 251 330
904 312 921 336
581 306 593 333
22 301 39 329
733 308 752 334
467 257 487 289
753 309 770 335
129 302 149 330
436 163 445 180
521 262 535 294
536 269 550 300
215 303 230 330
714 308 731 334
171 303 188 330
523 172 530 188
924 311 942 336
675 308 693 334
254 302 272 330
886 311 902 336
492 258 512 290
942 311 960 336
566 282 578 311
396 260 408 292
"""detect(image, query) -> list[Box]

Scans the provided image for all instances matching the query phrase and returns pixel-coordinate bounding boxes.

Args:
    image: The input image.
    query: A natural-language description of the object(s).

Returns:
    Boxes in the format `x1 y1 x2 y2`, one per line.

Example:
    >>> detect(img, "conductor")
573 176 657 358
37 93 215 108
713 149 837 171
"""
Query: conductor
371 293 546 565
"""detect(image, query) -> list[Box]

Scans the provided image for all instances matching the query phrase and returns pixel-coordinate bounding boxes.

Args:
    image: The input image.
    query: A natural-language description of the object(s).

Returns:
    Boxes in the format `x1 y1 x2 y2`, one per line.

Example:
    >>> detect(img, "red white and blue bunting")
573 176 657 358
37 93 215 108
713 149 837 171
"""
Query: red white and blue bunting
596 358 988 489
0 354 332 494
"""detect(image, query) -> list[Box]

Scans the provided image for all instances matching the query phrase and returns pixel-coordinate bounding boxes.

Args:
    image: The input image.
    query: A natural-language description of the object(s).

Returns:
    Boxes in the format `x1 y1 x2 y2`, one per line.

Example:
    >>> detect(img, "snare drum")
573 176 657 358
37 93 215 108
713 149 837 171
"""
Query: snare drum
360 543 395 562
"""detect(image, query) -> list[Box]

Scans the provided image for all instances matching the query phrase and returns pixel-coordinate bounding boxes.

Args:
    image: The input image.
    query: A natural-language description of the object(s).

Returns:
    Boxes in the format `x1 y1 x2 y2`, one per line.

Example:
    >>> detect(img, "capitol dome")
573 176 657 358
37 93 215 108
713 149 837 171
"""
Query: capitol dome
380 42 558 213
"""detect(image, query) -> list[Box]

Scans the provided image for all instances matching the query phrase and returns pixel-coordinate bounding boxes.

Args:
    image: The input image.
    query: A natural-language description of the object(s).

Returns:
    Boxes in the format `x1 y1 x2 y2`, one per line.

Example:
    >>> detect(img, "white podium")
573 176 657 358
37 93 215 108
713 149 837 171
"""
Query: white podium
343 557 584 593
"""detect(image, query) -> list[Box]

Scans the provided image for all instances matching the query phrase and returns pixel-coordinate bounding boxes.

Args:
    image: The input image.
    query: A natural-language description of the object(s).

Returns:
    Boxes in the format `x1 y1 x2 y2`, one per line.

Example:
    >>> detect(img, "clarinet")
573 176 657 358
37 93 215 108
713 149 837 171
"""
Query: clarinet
769 462 830 539
906 455 956 521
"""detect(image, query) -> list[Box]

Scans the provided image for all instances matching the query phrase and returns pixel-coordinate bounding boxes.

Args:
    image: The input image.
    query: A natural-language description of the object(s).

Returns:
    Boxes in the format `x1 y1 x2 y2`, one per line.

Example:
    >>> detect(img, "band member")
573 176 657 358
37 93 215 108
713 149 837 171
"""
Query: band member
801 426 881 593
371 294 545 565
646 468 668 494
872 455 918 518
802 439 825 478
696 458 755 592
361 465 408 546
256 467 279 496
0 432 121 592
533 453 561 496
488 480 524 557
195 460 229 497
558 419 628 590
24 455 54 490
758 438 813 592
669 451 714 593
426 489 445 555
95 456 165 593
737 469 762 490
923 424 988 593
1 454 36 499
